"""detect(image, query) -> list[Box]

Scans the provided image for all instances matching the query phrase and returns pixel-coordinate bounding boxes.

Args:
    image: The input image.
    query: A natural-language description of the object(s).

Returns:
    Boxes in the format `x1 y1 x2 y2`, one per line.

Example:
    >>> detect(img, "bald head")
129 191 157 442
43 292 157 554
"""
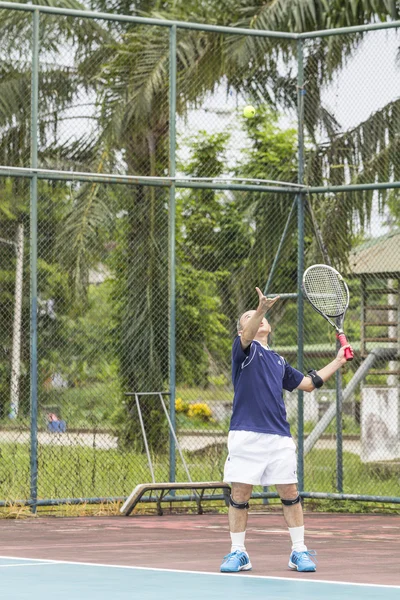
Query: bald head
237 310 271 336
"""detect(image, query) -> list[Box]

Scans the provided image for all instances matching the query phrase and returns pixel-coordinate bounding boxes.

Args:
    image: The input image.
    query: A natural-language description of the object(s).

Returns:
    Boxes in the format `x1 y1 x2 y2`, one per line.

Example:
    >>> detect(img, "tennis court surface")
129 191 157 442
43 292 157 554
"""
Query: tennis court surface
0 511 399 599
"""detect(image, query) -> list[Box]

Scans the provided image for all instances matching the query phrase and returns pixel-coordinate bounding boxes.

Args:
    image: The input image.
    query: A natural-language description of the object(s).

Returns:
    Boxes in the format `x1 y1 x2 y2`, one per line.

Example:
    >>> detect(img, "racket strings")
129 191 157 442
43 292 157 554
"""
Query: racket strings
303 267 348 317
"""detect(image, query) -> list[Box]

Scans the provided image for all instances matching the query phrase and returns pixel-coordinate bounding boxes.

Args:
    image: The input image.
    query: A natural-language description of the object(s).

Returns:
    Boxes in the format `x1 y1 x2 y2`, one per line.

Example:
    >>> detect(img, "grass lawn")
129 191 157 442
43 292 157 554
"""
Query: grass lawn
290 414 361 437
175 386 232 403
0 383 231 433
3 382 363 438
0 440 399 509
38 381 122 431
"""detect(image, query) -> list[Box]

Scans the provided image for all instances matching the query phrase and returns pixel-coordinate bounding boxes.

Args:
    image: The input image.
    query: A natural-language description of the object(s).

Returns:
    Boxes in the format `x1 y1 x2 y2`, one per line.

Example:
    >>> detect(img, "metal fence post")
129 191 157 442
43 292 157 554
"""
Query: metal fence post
168 24 177 483
10 223 24 419
0 0 399 510
297 38 305 491
336 323 344 492
30 8 40 513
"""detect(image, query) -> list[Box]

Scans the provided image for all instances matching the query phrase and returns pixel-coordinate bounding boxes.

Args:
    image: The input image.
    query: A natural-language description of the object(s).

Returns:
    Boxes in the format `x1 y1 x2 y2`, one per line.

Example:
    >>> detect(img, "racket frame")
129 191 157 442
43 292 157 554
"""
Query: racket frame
302 264 354 361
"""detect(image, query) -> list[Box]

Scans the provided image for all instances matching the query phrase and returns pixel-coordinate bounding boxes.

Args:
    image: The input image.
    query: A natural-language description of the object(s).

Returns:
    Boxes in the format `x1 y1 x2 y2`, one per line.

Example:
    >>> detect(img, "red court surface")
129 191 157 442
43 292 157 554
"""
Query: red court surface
0 511 398 586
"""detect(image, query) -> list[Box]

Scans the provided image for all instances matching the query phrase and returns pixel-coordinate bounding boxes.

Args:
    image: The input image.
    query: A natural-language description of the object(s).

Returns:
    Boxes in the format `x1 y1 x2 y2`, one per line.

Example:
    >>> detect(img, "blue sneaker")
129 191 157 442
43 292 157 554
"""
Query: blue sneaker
220 550 252 573
288 550 317 572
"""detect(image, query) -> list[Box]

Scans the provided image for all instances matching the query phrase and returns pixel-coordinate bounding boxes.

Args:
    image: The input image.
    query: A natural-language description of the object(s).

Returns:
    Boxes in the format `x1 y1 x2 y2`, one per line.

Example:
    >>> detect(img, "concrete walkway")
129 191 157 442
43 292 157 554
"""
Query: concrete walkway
177 434 361 455
0 430 118 449
0 430 362 455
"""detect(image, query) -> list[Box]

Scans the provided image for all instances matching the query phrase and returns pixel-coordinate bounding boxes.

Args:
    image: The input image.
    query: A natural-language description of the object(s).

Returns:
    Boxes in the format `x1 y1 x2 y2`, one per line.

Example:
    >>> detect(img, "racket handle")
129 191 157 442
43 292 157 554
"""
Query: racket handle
336 332 354 361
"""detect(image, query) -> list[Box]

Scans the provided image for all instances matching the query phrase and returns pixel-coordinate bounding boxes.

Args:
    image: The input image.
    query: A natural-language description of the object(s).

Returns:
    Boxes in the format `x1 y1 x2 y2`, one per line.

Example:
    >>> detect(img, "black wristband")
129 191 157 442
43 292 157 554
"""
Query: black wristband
307 369 324 388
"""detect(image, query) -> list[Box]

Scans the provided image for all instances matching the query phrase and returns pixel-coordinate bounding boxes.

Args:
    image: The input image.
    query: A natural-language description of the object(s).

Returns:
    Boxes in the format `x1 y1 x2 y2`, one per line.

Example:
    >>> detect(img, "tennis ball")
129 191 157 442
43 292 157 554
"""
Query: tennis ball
243 105 256 118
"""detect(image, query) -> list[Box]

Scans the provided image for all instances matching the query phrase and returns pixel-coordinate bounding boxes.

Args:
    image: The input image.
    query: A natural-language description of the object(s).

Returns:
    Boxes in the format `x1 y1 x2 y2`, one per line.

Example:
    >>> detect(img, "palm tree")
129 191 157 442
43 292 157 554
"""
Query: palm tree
0 0 398 448
0 0 115 421
223 1 400 266
91 13 229 450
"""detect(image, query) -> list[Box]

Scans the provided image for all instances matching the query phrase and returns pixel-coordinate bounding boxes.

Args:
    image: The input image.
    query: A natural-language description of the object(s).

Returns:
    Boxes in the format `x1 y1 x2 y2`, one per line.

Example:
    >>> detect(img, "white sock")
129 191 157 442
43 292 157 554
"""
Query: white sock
289 526 307 552
230 531 246 553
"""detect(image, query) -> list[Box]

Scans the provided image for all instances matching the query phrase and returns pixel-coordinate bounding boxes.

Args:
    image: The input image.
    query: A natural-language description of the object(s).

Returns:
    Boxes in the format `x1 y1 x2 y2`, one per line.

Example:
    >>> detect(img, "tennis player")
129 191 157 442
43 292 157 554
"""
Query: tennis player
221 286 352 573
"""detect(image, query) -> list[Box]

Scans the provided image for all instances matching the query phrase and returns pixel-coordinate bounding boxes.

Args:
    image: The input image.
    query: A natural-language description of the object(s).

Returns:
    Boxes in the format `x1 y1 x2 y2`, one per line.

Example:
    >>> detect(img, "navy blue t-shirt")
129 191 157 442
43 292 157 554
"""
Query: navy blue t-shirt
230 336 304 437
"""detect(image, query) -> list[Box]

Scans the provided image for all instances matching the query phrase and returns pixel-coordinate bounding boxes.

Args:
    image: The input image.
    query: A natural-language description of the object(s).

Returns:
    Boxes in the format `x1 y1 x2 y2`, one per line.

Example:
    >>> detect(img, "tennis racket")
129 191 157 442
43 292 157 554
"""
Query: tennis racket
302 264 354 361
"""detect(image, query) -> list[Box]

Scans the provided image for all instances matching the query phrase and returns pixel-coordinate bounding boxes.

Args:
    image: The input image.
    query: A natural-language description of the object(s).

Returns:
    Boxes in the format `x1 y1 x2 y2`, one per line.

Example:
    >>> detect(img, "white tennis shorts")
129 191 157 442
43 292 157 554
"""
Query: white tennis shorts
223 430 298 487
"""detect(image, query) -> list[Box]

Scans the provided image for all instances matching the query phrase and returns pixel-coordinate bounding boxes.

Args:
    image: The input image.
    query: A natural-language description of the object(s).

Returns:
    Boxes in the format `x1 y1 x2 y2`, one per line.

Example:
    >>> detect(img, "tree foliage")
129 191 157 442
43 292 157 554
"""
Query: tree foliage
0 0 398 449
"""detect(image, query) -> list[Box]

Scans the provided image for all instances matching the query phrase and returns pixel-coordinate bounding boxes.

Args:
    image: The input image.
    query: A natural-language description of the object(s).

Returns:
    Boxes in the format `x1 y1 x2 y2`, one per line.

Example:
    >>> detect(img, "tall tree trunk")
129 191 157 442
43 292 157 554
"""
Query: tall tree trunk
117 134 169 453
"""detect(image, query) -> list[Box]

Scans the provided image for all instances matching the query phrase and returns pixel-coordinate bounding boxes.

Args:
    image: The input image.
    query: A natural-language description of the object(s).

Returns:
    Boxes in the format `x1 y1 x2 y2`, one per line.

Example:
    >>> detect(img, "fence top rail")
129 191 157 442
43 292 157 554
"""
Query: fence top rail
298 18 400 39
308 181 400 194
0 1 297 38
2 166 400 195
0 2 398 39
0 165 302 194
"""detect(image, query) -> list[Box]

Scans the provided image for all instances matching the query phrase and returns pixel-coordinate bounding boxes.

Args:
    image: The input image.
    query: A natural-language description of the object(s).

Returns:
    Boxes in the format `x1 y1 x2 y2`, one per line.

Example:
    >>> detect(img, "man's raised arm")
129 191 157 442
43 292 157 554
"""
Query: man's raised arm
240 287 280 349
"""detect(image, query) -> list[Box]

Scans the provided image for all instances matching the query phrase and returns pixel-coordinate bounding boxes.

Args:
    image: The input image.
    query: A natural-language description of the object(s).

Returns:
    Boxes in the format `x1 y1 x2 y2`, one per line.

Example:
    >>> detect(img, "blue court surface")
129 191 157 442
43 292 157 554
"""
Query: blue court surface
0 556 398 600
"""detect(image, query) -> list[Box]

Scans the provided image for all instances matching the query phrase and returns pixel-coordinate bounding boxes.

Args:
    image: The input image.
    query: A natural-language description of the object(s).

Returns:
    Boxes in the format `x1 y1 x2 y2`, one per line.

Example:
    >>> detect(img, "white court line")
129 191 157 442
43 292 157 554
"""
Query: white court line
0 562 56 568
0 555 398 590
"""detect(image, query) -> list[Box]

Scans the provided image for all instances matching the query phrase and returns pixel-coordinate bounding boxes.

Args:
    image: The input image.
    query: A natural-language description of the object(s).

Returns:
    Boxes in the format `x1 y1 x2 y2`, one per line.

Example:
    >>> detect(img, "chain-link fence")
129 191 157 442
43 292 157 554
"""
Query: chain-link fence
0 3 399 510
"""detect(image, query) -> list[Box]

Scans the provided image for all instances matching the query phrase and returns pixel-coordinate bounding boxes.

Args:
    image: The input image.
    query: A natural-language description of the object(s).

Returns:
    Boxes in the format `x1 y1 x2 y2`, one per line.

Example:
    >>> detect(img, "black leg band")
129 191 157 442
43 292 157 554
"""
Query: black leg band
281 495 301 506
229 495 249 510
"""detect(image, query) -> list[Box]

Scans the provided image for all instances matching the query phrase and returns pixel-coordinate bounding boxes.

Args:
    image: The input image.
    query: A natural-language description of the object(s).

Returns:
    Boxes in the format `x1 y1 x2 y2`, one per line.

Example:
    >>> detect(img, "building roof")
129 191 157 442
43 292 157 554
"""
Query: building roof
349 230 400 275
